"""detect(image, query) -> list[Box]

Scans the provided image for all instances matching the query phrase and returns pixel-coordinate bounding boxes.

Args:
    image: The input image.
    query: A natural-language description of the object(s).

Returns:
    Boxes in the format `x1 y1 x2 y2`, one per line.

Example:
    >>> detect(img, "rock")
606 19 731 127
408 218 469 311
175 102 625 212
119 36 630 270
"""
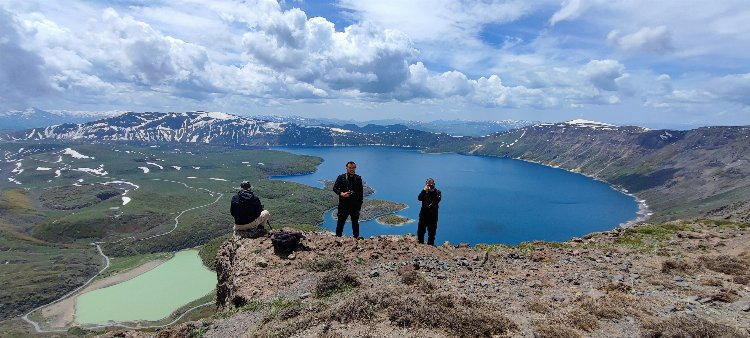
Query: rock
287 253 296 260
256 258 268 268
739 301 750 312
662 305 676 313
299 292 312 299
457 242 470 248
698 297 713 304
369 269 380 277
612 274 624 282
551 295 565 302
396 264 415 276
673 276 684 282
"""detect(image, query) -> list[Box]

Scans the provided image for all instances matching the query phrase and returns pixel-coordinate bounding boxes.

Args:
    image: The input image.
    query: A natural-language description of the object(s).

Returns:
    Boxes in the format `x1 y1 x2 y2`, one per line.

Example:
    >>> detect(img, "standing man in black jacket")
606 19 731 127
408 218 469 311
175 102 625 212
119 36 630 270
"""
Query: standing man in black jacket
417 178 441 245
231 181 270 232
332 161 364 238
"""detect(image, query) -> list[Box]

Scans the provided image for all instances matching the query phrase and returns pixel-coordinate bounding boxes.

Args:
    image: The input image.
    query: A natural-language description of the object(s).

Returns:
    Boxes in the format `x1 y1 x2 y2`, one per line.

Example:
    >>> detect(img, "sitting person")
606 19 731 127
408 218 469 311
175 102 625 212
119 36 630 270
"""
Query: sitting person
230 181 270 231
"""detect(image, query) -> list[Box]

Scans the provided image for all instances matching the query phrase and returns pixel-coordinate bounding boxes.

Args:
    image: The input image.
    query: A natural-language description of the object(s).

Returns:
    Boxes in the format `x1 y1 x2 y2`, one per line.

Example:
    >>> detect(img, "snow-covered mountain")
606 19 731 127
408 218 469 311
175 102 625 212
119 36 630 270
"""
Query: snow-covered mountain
256 115 538 137
0 108 124 130
14 111 457 147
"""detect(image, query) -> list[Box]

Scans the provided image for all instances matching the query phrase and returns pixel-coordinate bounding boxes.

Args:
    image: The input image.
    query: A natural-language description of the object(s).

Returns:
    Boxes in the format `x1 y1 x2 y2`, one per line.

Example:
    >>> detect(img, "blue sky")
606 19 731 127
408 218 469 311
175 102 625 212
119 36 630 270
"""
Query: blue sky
1 0 749 127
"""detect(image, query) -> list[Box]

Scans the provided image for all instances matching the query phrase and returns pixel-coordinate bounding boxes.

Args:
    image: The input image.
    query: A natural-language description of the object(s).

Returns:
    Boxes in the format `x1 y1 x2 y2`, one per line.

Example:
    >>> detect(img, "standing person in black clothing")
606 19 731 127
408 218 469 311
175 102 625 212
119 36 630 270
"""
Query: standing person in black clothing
417 178 441 245
332 161 364 238
230 181 270 232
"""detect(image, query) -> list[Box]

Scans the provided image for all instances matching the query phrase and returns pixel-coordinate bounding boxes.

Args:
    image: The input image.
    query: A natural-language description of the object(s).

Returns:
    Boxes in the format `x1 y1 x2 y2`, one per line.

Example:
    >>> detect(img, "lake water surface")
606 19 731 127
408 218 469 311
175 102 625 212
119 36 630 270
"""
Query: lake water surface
274 146 638 245
75 250 214 325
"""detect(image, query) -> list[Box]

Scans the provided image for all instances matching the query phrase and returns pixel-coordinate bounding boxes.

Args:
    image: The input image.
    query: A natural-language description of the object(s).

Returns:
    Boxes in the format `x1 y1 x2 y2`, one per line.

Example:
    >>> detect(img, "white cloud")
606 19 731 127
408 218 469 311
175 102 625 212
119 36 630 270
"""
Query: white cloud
580 60 626 92
0 8 52 110
549 0 586 26
1 0 749 125
709 73 750 106
607 26 673 54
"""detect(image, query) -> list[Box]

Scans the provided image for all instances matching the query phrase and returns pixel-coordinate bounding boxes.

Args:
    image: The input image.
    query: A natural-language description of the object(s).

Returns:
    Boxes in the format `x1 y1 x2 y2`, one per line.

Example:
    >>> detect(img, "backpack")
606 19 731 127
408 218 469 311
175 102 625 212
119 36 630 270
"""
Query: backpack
270 231 304 253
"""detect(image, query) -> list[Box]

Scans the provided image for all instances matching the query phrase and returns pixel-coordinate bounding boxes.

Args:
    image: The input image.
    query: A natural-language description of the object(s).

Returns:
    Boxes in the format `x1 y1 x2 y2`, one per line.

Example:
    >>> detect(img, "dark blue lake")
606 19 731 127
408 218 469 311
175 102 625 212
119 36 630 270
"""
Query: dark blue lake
273 146 639 245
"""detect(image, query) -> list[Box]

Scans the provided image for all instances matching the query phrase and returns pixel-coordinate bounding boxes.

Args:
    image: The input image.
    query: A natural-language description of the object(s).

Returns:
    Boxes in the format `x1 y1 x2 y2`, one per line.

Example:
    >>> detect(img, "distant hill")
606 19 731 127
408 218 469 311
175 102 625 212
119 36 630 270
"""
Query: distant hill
256 115 538 136
0 108 122 130
429 119 750 223
11 111 458 147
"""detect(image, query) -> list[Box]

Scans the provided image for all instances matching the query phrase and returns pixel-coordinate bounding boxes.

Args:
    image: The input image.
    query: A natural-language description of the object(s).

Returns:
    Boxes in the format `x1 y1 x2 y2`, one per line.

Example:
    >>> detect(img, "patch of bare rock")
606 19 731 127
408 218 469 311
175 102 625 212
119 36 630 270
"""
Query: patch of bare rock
104 220 750 337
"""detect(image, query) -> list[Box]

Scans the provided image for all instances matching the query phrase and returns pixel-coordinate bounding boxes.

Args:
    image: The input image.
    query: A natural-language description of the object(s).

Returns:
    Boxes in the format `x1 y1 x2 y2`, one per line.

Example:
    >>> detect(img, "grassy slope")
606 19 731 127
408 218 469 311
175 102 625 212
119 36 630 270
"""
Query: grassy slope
0 141 338 324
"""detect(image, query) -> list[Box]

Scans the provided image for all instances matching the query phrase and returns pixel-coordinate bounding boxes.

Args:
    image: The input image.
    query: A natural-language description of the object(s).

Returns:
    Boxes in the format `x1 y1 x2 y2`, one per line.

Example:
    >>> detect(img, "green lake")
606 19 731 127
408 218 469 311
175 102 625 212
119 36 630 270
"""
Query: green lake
75 250 215 325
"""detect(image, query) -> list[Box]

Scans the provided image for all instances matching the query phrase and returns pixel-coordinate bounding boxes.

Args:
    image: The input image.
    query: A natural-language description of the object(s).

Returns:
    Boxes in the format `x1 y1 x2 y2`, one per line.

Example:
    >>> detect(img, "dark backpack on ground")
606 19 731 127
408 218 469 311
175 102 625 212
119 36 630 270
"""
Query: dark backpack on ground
270 231 304 253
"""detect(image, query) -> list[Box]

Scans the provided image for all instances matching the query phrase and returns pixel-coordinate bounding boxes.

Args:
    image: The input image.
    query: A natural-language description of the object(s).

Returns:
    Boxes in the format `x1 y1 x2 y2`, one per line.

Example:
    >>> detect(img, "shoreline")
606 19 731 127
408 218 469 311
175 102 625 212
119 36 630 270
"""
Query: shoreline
374 215 416 227
465 152 651 229
38 259 168 329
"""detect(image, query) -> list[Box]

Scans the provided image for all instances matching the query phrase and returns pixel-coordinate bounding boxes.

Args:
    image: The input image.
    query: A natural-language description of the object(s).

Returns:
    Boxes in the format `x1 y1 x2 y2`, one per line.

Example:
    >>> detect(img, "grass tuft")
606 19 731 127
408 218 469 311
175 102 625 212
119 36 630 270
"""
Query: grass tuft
642 315 746 338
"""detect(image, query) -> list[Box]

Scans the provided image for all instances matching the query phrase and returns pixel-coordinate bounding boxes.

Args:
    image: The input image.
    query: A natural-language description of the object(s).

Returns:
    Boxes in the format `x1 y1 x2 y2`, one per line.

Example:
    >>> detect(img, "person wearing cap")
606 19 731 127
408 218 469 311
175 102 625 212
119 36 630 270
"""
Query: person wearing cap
417 178 441 245
332 161 364 238
230 181 270 231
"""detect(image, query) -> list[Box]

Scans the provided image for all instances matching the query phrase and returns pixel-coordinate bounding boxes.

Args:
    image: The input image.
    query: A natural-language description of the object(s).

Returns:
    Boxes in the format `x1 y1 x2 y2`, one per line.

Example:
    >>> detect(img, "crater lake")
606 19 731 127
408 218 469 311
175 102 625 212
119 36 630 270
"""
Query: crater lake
273 146 640 245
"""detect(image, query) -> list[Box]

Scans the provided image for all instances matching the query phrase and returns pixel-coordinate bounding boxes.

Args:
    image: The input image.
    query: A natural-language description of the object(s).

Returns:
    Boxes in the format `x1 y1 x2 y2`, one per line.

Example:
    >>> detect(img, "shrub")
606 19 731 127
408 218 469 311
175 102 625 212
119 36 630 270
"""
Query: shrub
566 308 599 332
642 315 746 338
661 259 697 274
400 271 435 292
525 299 553 314
533 322 583 338
302 256 343 272
314 270 360 298
699 255 749 276
577 292 635 319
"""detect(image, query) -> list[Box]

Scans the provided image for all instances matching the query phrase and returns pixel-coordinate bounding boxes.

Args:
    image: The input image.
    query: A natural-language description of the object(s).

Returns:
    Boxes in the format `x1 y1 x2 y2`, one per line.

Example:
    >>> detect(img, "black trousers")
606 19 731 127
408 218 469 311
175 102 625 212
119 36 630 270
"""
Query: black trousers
417 213 438 245
336 209 360 238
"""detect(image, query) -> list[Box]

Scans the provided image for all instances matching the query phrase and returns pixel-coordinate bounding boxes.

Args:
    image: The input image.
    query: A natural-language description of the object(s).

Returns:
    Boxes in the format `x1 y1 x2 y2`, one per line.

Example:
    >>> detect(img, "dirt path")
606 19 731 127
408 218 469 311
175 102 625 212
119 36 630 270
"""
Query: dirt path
39 259 167 328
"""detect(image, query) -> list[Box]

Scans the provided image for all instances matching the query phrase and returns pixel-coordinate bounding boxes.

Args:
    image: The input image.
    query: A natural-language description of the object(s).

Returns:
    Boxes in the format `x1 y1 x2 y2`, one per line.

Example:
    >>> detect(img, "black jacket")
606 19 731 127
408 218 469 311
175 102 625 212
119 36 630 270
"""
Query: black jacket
332 173 364 212
418 189 441 216
230 190 263 225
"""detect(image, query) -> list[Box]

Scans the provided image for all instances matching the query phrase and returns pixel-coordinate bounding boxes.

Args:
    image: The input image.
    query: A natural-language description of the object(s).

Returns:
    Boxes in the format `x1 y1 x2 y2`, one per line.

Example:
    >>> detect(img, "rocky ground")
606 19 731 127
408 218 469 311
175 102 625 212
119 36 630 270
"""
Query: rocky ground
104 219 750 338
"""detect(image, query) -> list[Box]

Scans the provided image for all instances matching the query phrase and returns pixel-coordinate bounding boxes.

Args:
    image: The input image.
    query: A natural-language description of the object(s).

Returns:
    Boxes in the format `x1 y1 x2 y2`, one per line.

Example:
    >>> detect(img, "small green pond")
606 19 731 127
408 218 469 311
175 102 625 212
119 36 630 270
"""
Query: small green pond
75 250 214 325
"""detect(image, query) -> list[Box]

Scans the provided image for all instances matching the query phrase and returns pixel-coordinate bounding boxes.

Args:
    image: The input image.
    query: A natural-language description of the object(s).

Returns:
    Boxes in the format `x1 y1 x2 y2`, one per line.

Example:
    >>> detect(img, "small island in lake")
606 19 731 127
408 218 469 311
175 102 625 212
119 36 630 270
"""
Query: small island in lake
332 199 408 222
321 179 375 196
375 214 415 226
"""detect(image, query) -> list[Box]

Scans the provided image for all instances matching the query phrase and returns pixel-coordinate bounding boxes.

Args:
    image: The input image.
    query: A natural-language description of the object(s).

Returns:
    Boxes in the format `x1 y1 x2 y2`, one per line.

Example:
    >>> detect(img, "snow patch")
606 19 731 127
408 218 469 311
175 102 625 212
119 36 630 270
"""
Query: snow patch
203 111 236 120
73 165 107 176
8 177 21 184
54 169 61 177
122 197 132 205
563 119 617 130
171 166 181 170
186 176 197 179
138 166 150 173
209 178 228 181
36 167 52 171
62 148 93 159
331 128 352 133
146 162 164 169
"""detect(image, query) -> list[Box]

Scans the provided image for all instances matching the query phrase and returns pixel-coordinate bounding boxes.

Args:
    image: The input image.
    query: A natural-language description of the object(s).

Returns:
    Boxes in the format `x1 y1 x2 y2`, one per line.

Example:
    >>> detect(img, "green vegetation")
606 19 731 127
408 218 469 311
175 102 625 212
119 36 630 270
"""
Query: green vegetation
39 184 121 210
614 222 693 251
0 141 336 323
333 199 408 222
96 252 174 281
314 270 360 298
0 234 101 320
376 214 413 225
199 234 230 271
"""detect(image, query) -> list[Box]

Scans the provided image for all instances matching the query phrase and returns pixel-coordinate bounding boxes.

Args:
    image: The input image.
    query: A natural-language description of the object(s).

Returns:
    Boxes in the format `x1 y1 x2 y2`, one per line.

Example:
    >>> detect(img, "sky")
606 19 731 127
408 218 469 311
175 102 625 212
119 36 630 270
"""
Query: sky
1 0 749 127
